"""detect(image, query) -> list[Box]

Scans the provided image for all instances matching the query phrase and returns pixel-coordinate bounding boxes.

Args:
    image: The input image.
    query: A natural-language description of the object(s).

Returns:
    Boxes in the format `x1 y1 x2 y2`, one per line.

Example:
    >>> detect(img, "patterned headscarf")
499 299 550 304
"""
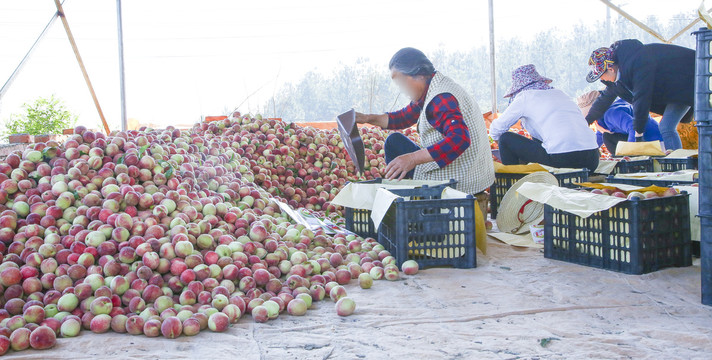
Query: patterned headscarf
586 47 614 83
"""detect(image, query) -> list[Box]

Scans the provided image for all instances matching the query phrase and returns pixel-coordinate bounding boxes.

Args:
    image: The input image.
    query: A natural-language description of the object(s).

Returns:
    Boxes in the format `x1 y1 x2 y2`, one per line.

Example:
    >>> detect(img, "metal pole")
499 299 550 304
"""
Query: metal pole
488 0 497 114
0 1 65 101
606 5 611 43
116 0 127 131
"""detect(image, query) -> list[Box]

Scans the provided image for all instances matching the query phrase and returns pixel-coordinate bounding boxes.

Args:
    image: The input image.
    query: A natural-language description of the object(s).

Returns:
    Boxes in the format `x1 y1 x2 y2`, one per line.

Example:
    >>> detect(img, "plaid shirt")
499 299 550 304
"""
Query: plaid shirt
387 88 471 168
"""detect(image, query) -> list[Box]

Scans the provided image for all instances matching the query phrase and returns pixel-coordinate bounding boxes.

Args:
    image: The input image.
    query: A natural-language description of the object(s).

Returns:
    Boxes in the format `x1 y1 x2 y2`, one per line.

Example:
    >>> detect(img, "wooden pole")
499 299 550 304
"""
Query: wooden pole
599 0 670 43
669 18 701 43
54 0 111 134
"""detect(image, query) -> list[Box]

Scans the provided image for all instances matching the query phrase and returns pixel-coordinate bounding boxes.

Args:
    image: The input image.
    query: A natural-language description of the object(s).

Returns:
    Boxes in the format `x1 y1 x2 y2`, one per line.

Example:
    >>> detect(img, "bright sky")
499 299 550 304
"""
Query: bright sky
0 0 705 129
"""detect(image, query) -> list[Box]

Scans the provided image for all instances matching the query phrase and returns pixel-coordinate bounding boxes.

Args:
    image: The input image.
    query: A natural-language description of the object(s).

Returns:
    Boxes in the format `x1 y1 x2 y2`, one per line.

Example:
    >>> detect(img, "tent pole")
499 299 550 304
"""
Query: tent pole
54 0 111 134
488 0 497 114
117 0 127 131
599 0 669 43
0 1 65 101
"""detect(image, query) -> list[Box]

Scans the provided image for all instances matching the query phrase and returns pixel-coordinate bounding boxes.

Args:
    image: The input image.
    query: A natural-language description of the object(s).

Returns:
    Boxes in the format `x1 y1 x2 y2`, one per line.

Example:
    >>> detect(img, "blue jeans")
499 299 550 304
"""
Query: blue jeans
384 133 419 179
659 103 691 151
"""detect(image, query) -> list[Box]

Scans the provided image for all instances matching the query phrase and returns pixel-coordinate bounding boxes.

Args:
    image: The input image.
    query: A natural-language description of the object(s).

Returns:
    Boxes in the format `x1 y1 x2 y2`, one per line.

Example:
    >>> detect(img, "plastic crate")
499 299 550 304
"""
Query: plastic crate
694 28 712 305
378 187 476 269
612 159 655 174
655 157 699 172
490 169 589 219
344 178 457 239
606 175 697 187
544 193 692 274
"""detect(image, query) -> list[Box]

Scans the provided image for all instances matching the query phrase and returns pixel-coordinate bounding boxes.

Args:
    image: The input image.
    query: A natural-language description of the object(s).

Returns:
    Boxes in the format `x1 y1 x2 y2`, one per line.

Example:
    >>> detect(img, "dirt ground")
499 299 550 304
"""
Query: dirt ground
5 237 712 360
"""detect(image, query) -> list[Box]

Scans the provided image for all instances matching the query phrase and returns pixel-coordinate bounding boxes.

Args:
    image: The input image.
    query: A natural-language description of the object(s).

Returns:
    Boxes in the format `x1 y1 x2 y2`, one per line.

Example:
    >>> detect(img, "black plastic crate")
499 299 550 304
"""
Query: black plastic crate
490 169 589 219
612 159 655 174
655 157 699 172
544 193 692 274
344 178 457 239
378 187 476 269
606 175 697 187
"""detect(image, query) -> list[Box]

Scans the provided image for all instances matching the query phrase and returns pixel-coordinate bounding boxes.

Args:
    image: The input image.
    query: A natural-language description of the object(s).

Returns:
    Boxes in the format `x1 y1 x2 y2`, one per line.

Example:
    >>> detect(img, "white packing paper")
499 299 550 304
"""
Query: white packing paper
613 169 698 182
331 183 413 210
330 179 452 210
515 183 628 218
369 188 403 229
488 232 543 249
674 185 700 242
597 183 645 192
537 164 584 174
275 200 321 231
665 149 698 159
595 160 618 175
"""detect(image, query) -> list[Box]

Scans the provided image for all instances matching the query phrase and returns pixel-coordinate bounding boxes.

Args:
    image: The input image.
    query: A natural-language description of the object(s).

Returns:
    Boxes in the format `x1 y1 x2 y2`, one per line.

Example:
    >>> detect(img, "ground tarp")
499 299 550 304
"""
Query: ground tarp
5 237 712 359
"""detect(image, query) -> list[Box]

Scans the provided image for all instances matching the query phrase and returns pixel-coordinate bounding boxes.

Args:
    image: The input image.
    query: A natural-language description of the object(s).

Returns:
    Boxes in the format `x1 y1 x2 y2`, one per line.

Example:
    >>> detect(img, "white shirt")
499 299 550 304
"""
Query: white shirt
489 89 598 154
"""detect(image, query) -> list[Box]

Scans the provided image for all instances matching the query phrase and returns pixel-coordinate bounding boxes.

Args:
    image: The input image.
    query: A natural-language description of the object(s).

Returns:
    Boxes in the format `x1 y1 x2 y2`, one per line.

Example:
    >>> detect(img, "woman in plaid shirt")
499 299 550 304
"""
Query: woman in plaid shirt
354 48 494 197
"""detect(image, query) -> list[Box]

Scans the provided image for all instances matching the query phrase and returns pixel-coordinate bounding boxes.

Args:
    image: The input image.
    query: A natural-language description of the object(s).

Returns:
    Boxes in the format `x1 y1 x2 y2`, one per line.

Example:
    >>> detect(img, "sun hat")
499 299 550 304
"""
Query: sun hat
586 47 614 83
576 90 603 123
496 171 558 234
503 64 553 98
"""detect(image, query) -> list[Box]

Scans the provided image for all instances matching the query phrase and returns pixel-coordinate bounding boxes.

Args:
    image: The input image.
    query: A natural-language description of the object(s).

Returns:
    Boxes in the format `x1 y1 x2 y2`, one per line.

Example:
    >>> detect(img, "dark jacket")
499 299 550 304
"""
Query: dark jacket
585 39 695 133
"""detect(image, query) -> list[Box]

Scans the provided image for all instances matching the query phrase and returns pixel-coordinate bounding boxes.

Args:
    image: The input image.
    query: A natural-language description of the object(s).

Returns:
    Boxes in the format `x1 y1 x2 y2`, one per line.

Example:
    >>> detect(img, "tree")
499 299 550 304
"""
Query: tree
2 95 77 141
261 13 697 121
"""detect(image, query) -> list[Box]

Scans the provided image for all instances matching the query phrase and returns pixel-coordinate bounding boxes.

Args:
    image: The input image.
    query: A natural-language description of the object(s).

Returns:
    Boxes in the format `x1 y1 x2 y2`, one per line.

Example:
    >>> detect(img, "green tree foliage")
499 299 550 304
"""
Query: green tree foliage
2 95 77 140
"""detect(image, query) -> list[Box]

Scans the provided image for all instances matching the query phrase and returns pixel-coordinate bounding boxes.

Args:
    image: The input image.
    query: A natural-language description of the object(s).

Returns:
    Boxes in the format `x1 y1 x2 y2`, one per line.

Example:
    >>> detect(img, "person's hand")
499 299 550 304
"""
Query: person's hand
384 153 416 180
354 112 370 124
594 121 611 134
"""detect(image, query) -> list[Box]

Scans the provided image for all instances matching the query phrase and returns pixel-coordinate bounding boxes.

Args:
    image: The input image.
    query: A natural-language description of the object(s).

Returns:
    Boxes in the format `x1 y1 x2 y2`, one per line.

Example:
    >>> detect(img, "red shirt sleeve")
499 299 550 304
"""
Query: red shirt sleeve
386 100 424 130
424 93 471 168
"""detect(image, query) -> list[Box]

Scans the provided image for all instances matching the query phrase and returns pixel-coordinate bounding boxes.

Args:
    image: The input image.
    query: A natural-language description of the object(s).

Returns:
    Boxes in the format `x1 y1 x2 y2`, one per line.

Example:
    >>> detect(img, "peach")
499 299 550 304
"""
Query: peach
160 316 182 339
142 319 161 337
29 325 56 349
401 260 419 275
182 317 201 336
207 312 229 332
358 273 373 289
287 298 307 316
9 327 30 351
125 315 145 335
60 318 81 337
335 297 356 316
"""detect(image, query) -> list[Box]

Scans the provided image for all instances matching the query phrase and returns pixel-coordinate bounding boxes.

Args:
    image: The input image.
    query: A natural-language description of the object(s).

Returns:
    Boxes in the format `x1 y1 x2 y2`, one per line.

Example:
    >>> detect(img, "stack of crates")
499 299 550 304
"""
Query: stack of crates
696 27 712 305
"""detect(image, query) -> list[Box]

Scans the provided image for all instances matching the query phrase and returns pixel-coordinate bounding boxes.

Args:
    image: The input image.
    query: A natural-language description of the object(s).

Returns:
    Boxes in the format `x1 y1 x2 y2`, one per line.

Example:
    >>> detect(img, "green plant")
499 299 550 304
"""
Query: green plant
2 95 77 140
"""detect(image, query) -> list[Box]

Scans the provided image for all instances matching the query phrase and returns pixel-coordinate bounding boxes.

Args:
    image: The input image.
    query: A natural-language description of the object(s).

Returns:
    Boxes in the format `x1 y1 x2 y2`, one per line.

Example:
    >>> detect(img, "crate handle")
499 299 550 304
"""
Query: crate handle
419 208 453 217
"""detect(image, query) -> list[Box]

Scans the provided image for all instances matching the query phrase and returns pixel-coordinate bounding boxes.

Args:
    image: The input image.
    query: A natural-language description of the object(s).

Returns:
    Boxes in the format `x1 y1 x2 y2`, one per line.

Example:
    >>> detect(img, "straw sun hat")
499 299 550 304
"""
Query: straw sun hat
496 172 558 234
